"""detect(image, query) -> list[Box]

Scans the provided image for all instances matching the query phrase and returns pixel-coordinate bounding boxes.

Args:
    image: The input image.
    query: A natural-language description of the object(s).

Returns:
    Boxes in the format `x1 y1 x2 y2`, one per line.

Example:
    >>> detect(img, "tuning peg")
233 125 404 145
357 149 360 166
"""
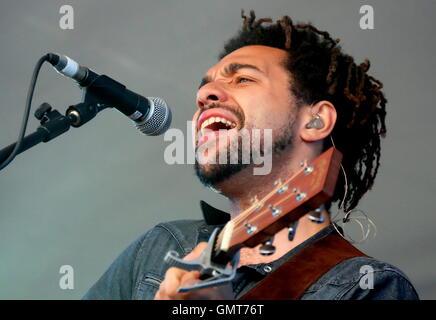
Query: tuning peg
299 160 314 175
291 188 307 201
268 204 282 217
274 179 288 194
259 237 276 256
243 221 258 235
288 221 299 241
304 164 314 175
308 205 325 223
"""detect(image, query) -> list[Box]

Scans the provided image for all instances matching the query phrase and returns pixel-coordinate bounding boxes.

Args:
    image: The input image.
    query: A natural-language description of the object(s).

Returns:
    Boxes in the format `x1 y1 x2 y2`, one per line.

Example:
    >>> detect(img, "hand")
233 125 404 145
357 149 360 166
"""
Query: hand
154 242 235 300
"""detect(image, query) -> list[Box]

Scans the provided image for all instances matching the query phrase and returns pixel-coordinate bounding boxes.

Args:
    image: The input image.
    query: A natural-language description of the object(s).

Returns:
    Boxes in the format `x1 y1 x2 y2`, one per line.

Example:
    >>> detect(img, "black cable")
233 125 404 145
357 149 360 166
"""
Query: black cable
0 54 50 171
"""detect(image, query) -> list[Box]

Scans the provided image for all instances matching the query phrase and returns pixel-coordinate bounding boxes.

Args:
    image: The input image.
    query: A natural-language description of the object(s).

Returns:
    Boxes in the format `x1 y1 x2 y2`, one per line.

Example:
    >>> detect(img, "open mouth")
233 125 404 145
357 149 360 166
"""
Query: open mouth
197 113 239 147
200 116 236 132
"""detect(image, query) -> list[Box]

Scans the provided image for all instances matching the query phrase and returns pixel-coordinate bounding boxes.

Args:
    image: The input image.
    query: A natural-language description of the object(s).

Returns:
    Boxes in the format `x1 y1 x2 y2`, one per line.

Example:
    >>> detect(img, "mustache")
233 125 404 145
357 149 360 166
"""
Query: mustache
201 102 245 128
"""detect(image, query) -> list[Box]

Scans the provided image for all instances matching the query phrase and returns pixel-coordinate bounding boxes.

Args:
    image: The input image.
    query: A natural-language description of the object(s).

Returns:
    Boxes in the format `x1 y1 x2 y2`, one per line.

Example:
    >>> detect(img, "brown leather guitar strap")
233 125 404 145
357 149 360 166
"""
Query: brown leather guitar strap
239 231 368 300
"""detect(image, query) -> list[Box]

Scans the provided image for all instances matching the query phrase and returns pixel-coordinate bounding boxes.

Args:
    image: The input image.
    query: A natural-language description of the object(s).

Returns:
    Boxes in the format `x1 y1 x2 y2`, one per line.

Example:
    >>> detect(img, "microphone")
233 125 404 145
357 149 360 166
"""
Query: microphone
47 53 171 136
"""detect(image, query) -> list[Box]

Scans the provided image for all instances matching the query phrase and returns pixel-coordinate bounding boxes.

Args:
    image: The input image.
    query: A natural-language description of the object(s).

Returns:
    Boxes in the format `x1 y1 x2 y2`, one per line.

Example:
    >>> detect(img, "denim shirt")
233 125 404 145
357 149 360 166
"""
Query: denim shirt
83 201 419 300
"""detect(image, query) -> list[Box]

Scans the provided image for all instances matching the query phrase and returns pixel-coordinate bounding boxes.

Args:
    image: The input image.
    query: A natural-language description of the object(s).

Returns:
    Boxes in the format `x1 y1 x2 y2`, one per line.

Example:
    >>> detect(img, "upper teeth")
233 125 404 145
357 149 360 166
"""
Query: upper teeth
200 116 237 131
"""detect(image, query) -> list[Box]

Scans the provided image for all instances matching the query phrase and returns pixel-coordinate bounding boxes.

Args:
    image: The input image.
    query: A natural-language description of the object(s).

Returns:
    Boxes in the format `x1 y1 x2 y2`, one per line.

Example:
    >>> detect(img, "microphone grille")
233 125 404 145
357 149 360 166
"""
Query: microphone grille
135 97 172 136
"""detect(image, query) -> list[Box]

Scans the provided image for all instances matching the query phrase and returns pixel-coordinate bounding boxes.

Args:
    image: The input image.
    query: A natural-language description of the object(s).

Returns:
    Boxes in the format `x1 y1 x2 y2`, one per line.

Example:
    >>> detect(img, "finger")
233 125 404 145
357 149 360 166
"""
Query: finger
153 288 162 300
158 267 186 299
156 243 208 300
157 270 201 300
184 242 208 261
180 270 201 287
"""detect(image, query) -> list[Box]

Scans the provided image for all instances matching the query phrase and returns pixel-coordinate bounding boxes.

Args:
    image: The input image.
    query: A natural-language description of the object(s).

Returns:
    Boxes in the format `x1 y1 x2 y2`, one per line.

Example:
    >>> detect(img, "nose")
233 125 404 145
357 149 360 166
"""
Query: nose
196 82 229 109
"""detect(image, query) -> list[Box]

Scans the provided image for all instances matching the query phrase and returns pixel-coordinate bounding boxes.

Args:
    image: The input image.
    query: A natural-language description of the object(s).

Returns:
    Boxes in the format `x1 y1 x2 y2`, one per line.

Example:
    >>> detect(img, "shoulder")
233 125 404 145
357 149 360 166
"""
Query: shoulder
302 256 419 300
136 219 208 256
130 219 216 299
129 219 209 273
83 219 208 300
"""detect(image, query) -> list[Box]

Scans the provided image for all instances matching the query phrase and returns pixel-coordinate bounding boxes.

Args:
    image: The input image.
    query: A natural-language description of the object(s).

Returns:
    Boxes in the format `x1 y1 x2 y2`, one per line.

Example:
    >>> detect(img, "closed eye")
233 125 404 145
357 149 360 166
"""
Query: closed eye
235 77 254 84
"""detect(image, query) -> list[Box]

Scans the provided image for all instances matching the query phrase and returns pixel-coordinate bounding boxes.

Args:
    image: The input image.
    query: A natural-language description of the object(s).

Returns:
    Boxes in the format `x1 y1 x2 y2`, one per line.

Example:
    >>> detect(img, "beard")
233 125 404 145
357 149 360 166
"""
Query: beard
194 118 296 188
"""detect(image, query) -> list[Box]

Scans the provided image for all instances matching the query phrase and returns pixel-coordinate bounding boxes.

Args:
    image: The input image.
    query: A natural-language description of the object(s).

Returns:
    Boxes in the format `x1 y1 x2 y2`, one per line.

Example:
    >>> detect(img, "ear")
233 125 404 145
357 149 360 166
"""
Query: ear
299 101 337 143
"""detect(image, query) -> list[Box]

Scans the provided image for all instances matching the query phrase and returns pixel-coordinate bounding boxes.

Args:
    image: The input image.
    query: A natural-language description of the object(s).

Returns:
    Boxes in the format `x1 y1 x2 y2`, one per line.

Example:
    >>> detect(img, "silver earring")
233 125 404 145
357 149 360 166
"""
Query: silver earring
305 114 324 129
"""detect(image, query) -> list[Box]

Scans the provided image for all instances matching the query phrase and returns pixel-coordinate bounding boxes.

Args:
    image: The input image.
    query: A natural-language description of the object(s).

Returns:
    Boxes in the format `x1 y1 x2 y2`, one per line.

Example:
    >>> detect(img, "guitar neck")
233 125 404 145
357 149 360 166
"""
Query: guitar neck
212 147 343 263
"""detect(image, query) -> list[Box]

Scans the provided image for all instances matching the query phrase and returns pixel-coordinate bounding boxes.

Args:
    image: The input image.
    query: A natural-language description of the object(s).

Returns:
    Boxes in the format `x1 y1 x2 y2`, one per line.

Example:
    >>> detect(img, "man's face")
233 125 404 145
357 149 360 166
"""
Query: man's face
192 45 299 187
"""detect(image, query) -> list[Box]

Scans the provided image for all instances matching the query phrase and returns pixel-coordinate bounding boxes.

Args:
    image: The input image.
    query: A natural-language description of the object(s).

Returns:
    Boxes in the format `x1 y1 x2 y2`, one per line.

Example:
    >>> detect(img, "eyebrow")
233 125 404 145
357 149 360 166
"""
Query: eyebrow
198 63 263 89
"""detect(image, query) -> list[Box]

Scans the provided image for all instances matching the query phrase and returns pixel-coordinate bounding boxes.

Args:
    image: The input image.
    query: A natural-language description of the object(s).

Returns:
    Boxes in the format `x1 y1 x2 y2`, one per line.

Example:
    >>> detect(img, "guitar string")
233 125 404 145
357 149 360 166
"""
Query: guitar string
231 164 306 228
229 146 338 242
217 164 307 249
229 146 337 243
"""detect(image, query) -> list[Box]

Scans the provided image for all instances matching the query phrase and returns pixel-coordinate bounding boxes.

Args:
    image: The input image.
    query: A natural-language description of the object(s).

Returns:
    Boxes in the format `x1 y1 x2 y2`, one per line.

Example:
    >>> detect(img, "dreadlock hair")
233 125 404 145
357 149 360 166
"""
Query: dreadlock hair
219 10 387 212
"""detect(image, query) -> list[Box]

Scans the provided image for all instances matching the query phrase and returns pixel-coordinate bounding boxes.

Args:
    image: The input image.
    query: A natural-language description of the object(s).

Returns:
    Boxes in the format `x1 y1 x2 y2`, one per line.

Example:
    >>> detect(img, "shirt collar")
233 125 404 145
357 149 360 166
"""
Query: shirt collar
200 200 231 225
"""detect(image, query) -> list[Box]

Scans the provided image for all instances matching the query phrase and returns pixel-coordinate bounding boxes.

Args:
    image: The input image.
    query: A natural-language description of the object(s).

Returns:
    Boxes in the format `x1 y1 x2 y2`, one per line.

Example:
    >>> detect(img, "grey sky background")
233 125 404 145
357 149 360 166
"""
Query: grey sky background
0 0 435 299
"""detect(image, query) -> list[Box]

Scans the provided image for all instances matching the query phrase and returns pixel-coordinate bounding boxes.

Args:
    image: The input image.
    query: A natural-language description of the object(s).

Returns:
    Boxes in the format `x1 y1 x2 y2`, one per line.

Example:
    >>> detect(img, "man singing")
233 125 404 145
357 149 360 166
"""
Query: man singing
84 10 418 300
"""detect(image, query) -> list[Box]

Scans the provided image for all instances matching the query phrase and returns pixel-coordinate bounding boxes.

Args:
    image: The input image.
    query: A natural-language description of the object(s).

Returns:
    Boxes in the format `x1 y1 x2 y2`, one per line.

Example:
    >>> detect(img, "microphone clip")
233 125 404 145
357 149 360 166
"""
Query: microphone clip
66 102 109 128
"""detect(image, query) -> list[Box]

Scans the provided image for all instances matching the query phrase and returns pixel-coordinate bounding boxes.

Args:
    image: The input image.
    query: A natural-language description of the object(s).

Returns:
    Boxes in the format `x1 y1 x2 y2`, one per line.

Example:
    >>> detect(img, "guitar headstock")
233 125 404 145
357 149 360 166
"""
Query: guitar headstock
214 147 343 261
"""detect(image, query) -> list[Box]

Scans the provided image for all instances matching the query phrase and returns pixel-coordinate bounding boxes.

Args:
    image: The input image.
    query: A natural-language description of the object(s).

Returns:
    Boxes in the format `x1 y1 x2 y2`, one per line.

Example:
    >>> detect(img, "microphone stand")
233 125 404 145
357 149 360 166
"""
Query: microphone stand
0 101 109 164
